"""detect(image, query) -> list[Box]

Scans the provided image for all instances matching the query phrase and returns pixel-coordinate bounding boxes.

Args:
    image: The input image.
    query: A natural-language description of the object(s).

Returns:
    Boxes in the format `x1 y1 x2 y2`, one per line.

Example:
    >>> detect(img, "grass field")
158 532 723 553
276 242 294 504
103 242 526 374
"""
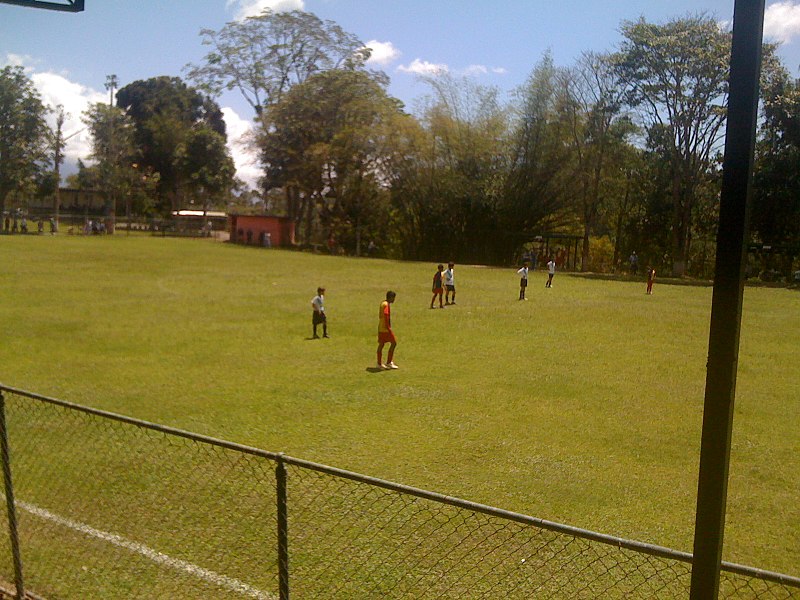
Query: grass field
0 234 798 577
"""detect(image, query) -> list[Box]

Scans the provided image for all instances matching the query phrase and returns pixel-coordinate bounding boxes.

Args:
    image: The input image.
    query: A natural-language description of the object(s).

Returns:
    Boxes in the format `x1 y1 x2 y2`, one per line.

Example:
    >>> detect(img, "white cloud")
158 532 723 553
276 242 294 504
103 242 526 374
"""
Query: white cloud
227 0 303 20
764 1 800 44
30 71 106 166
364 40 401 66
4 53 39 71
221 107 260 190
397 58 449 76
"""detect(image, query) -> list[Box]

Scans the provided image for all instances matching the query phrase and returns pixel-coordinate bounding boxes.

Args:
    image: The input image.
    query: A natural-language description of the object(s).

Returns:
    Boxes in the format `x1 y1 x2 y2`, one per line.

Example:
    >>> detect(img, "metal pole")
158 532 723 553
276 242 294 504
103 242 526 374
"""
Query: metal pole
276 454 289 600
690 1 764 598
0 392 25 600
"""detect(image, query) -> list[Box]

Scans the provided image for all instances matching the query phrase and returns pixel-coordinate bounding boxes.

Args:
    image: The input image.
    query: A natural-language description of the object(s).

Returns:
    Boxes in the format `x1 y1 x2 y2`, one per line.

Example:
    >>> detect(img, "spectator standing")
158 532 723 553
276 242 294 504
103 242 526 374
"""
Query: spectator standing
629 251 639 275
311 287 329 338
377 291 399 369
517 261 529 300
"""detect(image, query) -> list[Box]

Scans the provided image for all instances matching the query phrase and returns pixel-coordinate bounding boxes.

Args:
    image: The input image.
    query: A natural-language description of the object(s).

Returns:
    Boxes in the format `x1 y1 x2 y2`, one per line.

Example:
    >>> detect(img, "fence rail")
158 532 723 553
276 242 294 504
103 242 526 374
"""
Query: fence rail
0 384 797 599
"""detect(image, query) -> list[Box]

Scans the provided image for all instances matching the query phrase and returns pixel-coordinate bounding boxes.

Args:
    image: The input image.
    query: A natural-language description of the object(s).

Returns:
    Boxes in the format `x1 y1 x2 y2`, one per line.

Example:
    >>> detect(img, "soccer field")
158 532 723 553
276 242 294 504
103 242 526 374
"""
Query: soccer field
1 234 798 576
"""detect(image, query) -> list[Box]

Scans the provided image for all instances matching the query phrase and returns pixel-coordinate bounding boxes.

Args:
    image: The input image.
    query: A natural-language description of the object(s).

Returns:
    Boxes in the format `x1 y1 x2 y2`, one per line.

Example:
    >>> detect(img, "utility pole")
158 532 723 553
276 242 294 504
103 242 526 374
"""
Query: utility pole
52 105 66 232
105 74 118 106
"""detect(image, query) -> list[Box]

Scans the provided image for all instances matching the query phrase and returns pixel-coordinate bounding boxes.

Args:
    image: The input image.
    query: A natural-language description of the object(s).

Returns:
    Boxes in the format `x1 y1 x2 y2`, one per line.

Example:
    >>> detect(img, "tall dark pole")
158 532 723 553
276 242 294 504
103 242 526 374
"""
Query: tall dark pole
689 1 764 598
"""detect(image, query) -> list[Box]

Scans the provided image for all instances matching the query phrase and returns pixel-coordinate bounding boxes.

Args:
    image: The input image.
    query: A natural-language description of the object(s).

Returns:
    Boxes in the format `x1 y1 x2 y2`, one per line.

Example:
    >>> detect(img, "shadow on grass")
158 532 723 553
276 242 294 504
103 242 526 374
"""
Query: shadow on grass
570 272 715 288
365 367 387 374
571 272 800 290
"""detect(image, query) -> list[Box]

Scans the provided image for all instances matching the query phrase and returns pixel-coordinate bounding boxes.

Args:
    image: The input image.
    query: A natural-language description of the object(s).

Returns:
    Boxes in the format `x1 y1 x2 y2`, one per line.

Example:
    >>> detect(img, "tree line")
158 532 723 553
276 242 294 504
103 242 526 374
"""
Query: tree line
2 9 799 277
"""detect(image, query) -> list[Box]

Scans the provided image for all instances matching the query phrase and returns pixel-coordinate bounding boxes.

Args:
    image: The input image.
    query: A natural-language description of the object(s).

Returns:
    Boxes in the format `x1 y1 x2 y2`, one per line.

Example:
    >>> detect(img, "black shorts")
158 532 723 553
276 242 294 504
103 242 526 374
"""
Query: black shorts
312 312 327 325
446 285 455 292
520 278 528 287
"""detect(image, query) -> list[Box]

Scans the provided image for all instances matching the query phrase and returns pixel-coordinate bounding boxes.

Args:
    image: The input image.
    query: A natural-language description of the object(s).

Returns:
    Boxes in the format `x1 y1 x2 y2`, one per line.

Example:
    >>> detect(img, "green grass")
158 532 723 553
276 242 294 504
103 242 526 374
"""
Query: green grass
0 234 798 578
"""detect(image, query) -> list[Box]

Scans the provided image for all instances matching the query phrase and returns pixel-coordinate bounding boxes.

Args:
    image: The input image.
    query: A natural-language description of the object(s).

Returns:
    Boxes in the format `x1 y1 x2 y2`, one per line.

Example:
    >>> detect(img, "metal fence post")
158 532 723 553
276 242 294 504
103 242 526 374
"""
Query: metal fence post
276 453 289 600
689 0 765 598
0 392 25 600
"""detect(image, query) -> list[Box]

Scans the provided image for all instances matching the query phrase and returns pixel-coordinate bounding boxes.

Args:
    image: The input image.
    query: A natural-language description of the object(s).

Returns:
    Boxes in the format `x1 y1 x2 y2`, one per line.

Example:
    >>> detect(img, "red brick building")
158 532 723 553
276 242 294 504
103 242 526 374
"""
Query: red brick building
229 214 296 247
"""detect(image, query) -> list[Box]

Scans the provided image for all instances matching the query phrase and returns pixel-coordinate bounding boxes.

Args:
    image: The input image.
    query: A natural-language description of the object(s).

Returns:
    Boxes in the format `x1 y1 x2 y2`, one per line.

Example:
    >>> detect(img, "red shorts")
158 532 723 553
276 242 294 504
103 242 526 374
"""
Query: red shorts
432 287 443 294
378 331 396 344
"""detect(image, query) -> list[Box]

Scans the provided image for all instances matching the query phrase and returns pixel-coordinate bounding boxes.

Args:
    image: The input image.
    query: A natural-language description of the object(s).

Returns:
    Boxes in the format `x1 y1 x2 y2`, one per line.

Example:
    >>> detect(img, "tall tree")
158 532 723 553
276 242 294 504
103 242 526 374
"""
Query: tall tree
256 69 409 250
502 53 575 262
752 52 800 276
174 125 236 213
82 102 138 216
562 52 636 271
0 66 50 217
186 9 372 116
116 76 227 213
614 15 730 276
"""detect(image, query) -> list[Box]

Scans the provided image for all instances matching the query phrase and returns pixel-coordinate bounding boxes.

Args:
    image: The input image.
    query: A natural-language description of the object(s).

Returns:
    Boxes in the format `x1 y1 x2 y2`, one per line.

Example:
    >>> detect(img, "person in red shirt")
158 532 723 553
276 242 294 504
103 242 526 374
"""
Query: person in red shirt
646 267 656 294
377 290 399 369
430 264 444 309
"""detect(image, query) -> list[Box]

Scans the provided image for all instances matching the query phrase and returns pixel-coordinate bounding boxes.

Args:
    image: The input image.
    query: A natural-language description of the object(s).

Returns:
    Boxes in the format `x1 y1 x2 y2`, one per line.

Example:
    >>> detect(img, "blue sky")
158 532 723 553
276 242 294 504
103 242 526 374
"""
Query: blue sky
3 0 800 187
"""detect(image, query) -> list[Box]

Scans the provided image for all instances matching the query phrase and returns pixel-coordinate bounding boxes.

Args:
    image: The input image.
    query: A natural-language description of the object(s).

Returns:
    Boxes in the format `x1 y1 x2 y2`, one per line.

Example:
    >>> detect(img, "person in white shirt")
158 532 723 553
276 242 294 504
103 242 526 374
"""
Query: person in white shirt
444 262 456 305
546 258 556 288
517 261 529 300
311 287 329 338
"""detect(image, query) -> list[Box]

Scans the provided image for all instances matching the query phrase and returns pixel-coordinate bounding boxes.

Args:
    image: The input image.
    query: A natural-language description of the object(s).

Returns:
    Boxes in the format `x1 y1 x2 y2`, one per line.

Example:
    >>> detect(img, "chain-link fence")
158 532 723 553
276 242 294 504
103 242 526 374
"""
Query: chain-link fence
0 385 797 599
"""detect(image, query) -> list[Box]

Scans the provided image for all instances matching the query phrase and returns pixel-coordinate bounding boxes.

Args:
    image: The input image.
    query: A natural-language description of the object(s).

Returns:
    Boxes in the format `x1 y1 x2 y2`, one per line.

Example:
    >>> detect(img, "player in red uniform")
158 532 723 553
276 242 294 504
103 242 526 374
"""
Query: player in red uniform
430 264 444 309
377 290 399 369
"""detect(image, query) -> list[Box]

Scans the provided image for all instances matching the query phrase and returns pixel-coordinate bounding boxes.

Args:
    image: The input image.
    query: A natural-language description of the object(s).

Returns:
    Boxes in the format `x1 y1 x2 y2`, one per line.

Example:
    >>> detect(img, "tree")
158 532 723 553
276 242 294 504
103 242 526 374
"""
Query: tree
256 69 410 251
116 76 227 213
174 125 236 213
402 73 510 263
82 102 138 216
752 52 800 277
186 9 372 117
614 15 731 276
0 66 50 217
501 53 576 262
561 52 637 271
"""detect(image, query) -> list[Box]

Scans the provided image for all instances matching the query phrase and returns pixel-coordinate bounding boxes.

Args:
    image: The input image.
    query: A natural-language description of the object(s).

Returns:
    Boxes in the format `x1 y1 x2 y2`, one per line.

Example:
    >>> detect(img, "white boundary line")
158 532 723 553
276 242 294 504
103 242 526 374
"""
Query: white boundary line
17 501 277 600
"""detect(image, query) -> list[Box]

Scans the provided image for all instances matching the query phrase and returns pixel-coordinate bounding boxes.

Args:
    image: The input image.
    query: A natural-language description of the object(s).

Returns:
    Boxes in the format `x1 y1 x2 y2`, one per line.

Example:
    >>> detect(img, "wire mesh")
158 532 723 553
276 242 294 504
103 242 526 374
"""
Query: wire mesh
0 387 798 599
1 391 278 599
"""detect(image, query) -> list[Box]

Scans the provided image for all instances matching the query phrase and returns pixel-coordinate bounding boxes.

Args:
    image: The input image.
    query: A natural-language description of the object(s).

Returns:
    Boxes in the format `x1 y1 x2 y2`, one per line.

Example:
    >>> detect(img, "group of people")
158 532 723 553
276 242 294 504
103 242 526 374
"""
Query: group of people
309 287 399 370
430 263 456 309
309 254 655 371
517 258 557 300
2 214 57 235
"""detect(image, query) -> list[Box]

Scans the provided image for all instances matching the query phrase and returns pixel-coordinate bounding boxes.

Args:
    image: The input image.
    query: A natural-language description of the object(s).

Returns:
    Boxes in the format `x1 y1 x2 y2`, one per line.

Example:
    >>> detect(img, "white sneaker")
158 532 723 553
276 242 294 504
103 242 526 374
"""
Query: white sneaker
387 362 399 369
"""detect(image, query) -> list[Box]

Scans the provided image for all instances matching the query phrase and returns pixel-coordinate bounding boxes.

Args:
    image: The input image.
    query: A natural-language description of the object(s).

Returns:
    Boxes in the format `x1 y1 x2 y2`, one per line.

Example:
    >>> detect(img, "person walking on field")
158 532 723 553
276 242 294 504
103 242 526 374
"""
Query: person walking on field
646 267 656 295
311 287 329 338
377 291 399 369
444 262 456 305
431 264 445 309
546 257 556 288
517 261 529 300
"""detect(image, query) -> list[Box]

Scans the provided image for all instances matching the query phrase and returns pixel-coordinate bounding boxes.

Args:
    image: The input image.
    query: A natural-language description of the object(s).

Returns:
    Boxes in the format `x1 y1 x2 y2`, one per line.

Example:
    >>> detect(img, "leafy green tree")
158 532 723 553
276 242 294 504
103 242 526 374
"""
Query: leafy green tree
256 69 409 251
0 66 50 217
82 102 138 215
501 53 576 262
752 53 800 276
406 73 509 263
614 15 731 276
174 125 236 213
562 52 637 271
116 76 227 213
186 9 372 116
